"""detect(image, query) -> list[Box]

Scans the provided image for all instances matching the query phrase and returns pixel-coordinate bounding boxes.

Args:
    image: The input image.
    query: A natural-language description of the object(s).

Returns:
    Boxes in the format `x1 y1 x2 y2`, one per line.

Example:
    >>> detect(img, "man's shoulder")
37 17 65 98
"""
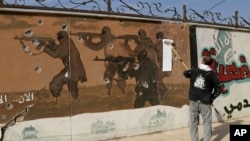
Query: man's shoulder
192 68 214 76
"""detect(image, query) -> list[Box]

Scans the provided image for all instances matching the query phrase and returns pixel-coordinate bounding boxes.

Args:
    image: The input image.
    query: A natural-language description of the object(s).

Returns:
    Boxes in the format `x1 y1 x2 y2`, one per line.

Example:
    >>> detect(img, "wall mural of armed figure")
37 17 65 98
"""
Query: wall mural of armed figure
132 29 171 103
43 30 88 101
72 26 172 106
71 26 136 98
14 21 88 102
122 50 160 108
121 30 172 107
15 22 172 108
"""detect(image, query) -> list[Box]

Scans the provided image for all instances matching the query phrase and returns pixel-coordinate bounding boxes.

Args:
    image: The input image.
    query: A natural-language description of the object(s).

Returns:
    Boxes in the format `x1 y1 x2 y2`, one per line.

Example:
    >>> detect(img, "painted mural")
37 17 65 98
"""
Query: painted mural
1 13 249 141
194 26 250 120
0 14 190 140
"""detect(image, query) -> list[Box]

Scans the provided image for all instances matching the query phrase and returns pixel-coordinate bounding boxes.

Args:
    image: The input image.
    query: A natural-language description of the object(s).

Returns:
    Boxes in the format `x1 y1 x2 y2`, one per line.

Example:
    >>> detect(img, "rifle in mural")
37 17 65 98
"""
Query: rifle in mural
94 56 135 64
114 35 139 41
70 32 104 40
0 104 34 141
71 31 138 41
14 35 55 51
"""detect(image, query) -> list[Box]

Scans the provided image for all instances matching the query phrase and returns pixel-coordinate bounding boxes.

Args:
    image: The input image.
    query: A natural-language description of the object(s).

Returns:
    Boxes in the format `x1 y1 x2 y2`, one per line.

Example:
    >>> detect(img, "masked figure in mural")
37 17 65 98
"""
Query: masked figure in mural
183 56 221 141
133 29 167 102
81 26 113 51
133 29 158 64
77 26 135 98
43 31 87 100
153 31 172 102
123 50 160 108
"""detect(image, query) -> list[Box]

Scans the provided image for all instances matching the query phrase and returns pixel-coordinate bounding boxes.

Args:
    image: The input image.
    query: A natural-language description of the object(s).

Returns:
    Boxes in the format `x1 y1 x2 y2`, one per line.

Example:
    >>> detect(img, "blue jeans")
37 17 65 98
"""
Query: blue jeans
189 100 212 141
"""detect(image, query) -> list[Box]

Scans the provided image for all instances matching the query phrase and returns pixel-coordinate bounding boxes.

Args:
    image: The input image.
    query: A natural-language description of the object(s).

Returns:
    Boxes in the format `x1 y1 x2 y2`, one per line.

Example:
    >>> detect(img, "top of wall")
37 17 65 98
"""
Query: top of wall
1 0 250 29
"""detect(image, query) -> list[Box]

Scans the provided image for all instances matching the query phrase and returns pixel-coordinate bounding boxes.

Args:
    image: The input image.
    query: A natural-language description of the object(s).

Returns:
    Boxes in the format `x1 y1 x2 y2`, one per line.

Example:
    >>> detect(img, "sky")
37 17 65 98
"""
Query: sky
165 0 249 19
3 0 250 20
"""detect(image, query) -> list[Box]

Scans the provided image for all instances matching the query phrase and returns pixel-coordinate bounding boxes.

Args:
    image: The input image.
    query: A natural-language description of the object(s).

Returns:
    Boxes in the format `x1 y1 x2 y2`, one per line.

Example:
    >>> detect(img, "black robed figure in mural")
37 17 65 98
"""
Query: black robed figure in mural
43 31 87 100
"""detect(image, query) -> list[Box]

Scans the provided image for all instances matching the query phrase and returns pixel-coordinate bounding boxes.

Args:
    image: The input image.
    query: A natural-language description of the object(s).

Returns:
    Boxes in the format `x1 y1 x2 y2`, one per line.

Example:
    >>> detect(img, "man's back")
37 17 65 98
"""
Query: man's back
184 68 220 104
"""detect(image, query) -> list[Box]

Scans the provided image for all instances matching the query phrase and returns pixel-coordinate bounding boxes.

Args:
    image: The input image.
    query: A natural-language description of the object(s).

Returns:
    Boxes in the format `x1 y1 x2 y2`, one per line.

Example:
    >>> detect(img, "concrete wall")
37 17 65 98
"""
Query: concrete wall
0 12 250 141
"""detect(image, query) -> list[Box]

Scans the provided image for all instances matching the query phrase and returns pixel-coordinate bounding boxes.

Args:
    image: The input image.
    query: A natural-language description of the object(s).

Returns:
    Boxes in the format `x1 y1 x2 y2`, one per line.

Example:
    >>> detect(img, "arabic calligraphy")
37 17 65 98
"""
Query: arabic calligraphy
0 92 34 104
203 49 250 83
200 29 250 119
224 99 250 119
214 30 233 65
0 94 7 104
14 92 34 104
218 63 250 82
202 48 250 94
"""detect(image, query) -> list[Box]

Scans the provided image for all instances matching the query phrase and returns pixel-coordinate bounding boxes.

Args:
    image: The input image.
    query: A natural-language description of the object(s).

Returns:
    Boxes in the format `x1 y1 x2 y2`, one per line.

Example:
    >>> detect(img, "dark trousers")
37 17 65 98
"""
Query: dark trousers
49 68 79 99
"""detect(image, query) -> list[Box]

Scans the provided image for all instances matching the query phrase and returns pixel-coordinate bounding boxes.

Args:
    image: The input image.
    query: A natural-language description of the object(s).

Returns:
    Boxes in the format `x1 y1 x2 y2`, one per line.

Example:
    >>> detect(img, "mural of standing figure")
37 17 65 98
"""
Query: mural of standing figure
154 31 172 101
133 29 158 65
123 50 160 108
73 26 135 98
43 31 87 100
133 29 165 101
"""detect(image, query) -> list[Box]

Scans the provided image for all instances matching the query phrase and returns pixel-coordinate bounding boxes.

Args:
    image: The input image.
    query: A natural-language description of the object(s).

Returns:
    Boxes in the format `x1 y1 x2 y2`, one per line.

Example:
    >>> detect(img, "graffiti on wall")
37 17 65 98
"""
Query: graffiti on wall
0 92 34 105
196 27 250 119
224 98 250 119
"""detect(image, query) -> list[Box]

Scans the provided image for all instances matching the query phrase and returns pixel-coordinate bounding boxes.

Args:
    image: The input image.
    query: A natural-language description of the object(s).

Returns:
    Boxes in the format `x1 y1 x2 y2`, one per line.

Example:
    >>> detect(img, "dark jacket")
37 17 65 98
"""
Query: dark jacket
183 66 221 104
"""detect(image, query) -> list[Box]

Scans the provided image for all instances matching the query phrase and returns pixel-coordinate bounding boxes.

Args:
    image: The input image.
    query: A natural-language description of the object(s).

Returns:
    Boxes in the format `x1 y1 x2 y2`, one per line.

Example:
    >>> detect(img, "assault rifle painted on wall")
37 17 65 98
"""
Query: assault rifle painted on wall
70 32 103 40
14 35 55 50
70 32 138 41
93 56 135 64
115 35 139 41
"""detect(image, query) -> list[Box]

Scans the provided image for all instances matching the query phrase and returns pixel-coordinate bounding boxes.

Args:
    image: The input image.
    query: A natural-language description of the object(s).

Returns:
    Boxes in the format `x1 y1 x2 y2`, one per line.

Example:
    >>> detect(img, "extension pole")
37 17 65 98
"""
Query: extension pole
164 39 223 121
170 44 188 70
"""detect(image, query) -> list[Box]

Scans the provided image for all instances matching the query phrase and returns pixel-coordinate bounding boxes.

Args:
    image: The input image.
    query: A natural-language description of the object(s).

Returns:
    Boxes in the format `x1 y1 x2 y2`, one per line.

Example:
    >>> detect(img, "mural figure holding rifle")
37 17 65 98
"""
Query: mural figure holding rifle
14 35 55 56
71 26 136 98
15 25 87 101
42 30 87 100
122 50 160 108
133 29 168 102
